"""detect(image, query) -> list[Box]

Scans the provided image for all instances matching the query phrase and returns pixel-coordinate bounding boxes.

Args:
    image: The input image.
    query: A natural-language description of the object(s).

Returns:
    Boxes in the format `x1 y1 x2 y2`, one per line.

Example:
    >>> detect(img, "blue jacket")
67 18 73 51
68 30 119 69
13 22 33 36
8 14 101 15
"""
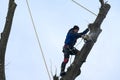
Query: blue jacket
65 28 89 48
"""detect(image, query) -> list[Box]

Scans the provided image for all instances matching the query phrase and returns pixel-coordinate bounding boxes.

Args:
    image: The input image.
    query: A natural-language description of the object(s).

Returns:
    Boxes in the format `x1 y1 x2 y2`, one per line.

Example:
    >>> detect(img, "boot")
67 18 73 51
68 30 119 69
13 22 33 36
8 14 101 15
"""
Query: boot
60 62 66 76
60 71 66 76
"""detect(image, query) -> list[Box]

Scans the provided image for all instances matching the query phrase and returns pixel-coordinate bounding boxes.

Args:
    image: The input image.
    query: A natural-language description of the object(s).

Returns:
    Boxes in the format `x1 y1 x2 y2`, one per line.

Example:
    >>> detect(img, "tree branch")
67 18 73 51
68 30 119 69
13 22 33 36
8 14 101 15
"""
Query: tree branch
0 0 17 80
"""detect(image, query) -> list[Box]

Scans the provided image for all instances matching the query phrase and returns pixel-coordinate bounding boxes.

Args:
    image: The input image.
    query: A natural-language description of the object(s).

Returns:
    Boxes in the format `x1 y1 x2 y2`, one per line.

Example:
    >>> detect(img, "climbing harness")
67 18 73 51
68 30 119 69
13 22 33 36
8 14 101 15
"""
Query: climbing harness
72 0 97 16
25 0 51 80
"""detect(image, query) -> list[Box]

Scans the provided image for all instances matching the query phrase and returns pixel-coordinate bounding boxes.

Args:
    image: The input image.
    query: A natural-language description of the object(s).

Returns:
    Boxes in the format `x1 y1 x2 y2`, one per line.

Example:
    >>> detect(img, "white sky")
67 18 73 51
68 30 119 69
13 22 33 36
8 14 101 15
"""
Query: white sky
0 0 120 80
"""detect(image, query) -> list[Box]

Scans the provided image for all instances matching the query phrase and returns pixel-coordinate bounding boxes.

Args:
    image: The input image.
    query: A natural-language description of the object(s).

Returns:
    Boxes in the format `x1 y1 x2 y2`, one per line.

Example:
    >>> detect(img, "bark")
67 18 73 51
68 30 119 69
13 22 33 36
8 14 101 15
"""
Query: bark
53 0 111 80
0 0 17 80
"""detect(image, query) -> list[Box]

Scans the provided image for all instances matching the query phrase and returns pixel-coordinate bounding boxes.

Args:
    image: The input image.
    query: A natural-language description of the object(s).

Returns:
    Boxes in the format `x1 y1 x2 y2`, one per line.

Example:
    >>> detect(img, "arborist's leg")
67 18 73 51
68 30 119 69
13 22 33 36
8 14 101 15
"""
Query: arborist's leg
61 57 69 72
73 48 79 54
70 47 79 55
60 52 69 76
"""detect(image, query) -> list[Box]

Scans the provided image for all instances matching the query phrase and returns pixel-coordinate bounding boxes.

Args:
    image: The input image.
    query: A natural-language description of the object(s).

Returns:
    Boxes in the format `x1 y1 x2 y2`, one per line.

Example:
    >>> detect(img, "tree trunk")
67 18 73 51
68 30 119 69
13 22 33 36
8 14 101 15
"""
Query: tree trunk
53 0 111 80
0 0 17 80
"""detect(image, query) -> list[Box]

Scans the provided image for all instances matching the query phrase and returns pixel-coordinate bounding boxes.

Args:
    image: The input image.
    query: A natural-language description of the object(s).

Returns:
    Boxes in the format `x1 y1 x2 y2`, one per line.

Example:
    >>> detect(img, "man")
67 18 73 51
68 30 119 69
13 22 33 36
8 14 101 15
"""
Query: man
60 25 89 76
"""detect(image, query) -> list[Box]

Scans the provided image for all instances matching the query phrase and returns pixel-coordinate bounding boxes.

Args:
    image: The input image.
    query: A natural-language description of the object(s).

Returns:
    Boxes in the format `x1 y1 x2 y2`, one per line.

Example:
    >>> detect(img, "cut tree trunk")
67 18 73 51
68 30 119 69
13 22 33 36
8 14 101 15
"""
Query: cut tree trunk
53 0 111 80
0 0 17 80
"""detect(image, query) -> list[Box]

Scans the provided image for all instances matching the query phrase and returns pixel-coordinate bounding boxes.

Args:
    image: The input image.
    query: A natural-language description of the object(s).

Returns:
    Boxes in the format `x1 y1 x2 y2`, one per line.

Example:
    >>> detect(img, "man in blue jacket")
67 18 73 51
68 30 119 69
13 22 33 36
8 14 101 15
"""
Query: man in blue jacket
60 25 89 76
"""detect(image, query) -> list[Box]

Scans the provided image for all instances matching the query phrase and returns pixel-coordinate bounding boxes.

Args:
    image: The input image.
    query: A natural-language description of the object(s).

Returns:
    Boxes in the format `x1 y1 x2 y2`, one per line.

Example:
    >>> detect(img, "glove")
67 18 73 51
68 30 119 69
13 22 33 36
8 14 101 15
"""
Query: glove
82 35 89 41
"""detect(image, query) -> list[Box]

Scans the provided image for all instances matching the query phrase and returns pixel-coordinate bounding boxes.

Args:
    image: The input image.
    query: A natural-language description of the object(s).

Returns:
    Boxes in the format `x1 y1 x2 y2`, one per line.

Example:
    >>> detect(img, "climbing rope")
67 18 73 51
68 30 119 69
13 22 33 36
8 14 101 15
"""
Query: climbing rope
25 0 51 80
72 0 97 16
75 38 83 47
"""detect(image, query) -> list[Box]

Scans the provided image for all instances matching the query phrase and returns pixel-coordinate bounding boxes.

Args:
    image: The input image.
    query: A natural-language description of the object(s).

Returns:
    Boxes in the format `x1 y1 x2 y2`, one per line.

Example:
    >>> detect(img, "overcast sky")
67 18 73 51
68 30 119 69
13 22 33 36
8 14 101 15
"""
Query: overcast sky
0 0 120 80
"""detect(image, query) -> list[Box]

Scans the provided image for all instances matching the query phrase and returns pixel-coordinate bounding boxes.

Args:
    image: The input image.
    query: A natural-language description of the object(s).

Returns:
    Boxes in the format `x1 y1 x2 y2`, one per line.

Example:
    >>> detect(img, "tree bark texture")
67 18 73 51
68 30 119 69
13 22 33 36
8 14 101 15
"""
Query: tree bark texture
53 0 111 80
0 0 17 80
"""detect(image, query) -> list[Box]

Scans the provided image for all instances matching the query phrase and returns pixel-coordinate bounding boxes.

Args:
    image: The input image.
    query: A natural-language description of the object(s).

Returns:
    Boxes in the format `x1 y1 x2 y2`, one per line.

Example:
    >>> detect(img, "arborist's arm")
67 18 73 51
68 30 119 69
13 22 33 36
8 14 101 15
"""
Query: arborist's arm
80 28 91 41
80 28 89 35
76 28 89 38
70 28 89 38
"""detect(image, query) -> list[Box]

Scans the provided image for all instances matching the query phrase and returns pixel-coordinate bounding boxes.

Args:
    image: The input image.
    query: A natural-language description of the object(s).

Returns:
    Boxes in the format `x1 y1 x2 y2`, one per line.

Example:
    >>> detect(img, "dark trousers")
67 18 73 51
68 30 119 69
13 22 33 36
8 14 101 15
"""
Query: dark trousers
61 45 79 72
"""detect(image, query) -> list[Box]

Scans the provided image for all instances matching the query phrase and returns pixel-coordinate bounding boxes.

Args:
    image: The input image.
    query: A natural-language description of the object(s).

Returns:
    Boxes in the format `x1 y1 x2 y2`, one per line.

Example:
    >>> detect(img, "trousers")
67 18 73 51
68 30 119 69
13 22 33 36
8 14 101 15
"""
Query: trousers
61 45 79 72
